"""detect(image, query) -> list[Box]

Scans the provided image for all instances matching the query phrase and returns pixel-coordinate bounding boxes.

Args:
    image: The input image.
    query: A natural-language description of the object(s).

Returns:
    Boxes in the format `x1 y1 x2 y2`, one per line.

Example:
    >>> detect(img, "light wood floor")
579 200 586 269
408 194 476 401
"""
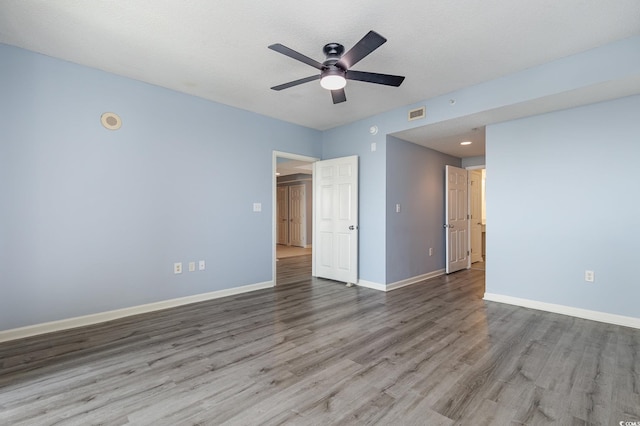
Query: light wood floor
276 244 312 259
1 256 639 425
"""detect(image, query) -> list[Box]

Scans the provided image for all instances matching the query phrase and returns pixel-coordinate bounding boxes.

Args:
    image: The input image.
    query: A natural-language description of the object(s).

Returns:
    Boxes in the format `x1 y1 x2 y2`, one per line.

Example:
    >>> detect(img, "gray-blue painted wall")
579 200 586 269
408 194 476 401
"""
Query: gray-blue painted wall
386 136 460 284
0 44 322 330
486 95 640 318
2 33 640 331
462 156 486 168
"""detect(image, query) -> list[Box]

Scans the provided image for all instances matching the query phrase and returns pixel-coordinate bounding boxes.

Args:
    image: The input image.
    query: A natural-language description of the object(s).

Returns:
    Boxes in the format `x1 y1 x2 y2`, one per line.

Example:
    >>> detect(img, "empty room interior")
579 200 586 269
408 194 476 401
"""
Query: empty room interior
1 2 640 425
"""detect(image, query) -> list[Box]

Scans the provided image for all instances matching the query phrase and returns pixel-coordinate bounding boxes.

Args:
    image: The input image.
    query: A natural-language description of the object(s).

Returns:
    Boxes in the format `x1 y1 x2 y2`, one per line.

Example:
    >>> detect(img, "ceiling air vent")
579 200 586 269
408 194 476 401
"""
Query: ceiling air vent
408 106 426 121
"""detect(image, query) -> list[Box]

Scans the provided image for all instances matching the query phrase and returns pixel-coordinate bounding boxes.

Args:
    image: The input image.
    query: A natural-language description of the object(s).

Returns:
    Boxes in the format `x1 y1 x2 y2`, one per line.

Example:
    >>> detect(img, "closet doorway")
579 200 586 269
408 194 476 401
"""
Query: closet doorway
277 183 309 248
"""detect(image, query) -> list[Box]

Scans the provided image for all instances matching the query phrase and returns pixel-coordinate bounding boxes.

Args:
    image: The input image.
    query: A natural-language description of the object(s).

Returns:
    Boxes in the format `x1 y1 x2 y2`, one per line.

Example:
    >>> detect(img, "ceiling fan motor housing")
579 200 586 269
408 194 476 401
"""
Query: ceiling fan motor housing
322 43 344 67
322 66 345 79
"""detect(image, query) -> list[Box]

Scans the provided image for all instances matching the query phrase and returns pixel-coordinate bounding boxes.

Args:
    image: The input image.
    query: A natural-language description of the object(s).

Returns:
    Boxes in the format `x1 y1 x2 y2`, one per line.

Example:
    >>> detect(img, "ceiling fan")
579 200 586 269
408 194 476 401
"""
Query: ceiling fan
268 30 405 104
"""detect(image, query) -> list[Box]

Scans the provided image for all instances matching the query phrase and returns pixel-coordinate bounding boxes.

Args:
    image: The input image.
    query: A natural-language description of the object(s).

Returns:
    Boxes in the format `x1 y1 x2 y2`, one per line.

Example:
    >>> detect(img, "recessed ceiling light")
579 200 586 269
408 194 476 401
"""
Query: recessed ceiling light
460 141 472 145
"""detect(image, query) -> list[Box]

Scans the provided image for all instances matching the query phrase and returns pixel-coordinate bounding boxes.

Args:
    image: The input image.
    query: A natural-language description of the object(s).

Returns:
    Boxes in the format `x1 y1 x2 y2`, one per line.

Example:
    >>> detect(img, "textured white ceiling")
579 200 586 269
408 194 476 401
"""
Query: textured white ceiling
1 1 639 156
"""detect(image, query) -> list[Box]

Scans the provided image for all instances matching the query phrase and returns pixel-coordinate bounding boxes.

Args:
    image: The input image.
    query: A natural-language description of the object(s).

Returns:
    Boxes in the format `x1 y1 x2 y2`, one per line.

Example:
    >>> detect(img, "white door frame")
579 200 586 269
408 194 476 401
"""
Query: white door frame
272 151 319 286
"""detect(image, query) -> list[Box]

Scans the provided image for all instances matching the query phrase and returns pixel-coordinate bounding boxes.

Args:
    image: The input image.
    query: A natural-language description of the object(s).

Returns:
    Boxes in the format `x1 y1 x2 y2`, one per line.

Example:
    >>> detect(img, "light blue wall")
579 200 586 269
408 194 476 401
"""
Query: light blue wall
486 95 640 318
0 44 321 330
386 136 460 284
3 33 640 330
384 35 640 135
321 35 640 286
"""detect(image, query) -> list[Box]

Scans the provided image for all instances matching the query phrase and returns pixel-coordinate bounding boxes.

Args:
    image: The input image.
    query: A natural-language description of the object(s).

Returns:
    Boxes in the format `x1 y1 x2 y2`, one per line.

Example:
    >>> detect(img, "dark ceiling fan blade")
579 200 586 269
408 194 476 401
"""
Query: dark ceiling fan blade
268 44 324 70
271 75 320 91
337 31 387 70
331 88 347 104
346 70 405 87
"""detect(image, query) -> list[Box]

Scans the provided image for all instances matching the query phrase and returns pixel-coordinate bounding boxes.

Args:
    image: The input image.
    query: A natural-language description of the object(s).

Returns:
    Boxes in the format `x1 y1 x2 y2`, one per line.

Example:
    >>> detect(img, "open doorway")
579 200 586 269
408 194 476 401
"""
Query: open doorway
272 151 318 285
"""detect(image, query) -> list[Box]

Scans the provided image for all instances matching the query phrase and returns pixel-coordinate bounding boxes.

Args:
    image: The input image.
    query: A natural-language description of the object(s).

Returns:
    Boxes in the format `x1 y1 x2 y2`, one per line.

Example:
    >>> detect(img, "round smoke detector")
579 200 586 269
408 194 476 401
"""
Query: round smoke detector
101 112 122 130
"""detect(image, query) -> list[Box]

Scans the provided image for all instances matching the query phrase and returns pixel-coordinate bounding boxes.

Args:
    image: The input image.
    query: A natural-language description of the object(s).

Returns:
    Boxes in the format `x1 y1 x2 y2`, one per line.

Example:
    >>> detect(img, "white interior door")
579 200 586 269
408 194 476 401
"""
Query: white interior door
469 170 483 263
313 155 358 285
445 165 470 273
289 184 306 247
276 185 289 245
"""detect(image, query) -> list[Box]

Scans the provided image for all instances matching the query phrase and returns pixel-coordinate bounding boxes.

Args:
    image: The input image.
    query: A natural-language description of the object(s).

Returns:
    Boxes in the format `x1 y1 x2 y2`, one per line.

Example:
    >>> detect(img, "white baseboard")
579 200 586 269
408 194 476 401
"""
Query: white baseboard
357 269 446 292
483 293 640 330
0 281 274 343
386 269 446 291
356 279 387 291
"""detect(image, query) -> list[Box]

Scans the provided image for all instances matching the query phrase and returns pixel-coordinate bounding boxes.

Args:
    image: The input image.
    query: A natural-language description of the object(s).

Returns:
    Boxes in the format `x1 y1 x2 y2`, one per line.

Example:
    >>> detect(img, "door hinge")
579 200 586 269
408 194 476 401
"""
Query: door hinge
467 250 470 256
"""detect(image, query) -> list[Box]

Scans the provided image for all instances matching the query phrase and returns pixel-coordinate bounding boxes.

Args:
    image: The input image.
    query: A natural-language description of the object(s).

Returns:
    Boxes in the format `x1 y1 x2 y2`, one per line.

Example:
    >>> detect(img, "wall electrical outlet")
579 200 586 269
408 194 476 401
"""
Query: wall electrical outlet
188 261 196 272
174 262 182 274
585 270 595 282
199 260 206 271
429 248 433 256
395 203 401 213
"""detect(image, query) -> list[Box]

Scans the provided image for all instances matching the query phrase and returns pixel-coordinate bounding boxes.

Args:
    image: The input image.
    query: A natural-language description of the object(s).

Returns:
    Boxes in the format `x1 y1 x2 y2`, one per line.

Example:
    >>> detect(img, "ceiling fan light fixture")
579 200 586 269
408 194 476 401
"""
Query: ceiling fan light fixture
320 68 347 90
269 31 404 103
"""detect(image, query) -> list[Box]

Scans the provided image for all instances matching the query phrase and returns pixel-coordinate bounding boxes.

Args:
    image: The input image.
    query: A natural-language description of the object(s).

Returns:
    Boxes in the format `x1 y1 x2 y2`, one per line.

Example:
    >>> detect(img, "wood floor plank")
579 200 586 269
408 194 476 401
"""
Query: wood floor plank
1 254 639 425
